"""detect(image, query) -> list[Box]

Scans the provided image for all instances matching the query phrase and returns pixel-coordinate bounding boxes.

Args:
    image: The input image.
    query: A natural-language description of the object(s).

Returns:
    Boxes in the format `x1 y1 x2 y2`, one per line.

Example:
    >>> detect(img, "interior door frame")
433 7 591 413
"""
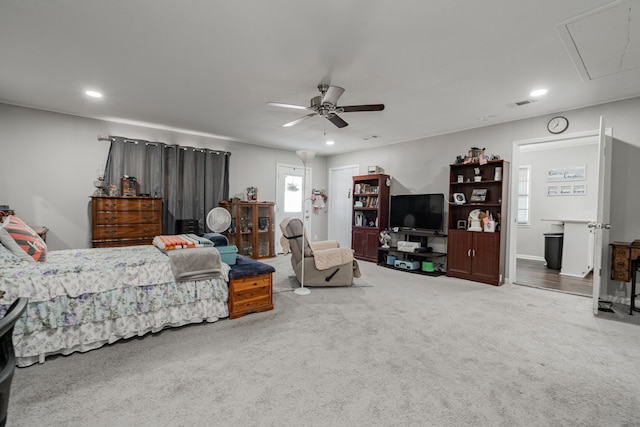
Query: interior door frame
328 164 359 248
508 128 611 290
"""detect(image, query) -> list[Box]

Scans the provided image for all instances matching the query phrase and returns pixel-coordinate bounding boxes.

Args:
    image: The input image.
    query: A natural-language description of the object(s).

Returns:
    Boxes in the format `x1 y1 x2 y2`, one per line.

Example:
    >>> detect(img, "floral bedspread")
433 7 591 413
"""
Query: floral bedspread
0 245 230 365
0 246 179 302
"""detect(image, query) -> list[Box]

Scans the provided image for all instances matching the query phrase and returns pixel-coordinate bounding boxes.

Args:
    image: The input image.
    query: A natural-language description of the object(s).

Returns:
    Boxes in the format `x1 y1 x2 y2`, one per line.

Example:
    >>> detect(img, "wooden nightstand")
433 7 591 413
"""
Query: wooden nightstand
610 241 640 282
228 273 273 319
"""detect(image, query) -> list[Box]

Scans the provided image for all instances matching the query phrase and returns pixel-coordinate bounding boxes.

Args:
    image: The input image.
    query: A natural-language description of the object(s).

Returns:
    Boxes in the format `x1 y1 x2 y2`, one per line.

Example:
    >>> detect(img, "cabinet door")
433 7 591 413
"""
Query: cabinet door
471 232 500 284
255 204 274 258
363 229 380 261
352 228 366 258
446 230 472 277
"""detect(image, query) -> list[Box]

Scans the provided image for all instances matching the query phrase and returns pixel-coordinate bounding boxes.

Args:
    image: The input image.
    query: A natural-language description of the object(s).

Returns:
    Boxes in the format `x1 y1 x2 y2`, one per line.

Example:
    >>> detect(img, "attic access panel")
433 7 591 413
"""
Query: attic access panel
556 0 640 80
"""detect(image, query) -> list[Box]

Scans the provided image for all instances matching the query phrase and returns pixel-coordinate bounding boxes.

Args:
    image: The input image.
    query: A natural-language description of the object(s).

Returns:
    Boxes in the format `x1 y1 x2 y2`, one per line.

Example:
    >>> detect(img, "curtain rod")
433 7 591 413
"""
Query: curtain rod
98 134 231 155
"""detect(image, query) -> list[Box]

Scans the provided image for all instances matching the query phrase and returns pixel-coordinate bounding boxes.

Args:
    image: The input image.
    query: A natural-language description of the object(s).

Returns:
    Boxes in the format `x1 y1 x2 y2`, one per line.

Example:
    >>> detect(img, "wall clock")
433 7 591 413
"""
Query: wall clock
547 116 569 134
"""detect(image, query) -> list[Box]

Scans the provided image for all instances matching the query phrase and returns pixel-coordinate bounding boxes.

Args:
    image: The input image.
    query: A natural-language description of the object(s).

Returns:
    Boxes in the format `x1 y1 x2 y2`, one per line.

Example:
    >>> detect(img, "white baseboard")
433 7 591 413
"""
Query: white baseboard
559 271 591 279
516 254 546 262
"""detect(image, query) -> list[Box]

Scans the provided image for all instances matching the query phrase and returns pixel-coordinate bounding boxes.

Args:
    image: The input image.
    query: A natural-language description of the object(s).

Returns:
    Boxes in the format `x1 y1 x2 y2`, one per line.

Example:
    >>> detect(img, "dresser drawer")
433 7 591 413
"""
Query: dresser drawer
92 239 152 248
631 248 640 261
612 258 629 270
612 246 630 258
94 211 161 225
93 198 162 212
94 224 162 240
611 269 630 282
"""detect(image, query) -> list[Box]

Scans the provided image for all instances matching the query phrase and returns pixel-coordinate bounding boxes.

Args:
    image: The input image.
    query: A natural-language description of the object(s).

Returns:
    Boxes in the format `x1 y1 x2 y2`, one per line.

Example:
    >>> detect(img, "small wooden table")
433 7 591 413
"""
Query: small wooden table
610 240 640 314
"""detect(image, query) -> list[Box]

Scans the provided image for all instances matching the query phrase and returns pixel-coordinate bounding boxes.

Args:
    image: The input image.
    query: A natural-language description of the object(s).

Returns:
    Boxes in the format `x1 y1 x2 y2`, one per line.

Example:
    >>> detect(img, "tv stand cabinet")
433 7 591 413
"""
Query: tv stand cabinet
378 229 447 276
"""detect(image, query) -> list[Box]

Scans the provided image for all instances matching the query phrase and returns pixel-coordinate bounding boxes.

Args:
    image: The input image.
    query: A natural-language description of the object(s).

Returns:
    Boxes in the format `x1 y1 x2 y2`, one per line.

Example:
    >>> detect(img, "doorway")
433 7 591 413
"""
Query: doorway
509 128 610 298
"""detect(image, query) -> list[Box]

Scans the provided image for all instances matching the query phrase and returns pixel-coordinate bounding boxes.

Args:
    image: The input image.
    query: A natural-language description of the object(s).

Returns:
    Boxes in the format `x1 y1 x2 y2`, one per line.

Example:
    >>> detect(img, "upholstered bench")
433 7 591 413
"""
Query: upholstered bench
227 255 275 319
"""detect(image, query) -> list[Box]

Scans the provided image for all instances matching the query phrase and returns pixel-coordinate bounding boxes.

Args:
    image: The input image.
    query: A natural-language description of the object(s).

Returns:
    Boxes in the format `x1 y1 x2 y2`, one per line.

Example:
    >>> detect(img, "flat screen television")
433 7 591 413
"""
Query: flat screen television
389 193 445 232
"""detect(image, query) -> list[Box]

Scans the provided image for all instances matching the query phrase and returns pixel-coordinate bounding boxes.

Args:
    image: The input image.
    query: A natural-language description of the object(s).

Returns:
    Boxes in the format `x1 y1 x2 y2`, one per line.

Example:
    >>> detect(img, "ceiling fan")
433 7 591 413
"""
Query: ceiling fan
267 84 384 129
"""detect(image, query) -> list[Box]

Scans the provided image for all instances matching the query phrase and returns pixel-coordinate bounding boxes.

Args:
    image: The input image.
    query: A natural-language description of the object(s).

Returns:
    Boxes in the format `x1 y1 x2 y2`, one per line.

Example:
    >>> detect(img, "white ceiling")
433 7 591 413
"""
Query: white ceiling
1 0 639 155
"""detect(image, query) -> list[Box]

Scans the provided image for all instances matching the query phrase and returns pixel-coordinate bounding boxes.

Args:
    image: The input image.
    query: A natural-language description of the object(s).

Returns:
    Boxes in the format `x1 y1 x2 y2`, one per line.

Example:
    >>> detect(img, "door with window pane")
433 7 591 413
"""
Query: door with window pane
275 164 311 253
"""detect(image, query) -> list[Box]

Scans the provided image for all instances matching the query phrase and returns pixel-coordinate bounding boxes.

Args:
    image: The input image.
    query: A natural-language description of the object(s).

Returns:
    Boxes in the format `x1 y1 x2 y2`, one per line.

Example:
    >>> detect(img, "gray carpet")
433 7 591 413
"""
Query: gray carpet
9 256 640 426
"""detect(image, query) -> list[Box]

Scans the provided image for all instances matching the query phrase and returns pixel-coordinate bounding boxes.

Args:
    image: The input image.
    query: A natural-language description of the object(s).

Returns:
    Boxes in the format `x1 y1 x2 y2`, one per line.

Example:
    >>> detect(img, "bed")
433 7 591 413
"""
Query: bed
0 241 229 367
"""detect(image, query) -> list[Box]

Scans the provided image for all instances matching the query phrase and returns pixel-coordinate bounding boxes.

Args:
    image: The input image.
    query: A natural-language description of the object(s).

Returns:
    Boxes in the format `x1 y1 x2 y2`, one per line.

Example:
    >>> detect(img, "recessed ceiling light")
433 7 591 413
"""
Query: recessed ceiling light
326 140 335 145
85 90 103 98
530 88 548 97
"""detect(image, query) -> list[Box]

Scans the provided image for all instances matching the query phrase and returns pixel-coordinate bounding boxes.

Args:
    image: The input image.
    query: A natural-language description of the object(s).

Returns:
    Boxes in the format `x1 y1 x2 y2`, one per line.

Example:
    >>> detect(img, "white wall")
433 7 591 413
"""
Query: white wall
0 103 326 250
517 140 599 259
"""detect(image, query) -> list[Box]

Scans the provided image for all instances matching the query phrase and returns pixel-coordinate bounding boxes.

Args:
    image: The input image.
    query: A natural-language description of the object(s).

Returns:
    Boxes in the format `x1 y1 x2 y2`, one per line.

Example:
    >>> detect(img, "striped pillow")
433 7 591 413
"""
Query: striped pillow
0 215 47 263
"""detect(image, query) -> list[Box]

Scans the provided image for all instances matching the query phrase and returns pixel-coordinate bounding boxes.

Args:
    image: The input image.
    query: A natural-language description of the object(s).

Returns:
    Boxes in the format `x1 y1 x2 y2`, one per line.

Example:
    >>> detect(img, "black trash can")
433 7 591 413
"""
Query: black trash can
544 233 564 270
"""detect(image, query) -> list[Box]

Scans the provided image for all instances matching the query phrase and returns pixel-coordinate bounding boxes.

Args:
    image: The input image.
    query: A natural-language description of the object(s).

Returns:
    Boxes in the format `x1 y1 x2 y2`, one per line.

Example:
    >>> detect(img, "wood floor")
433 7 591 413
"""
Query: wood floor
516 258 593 296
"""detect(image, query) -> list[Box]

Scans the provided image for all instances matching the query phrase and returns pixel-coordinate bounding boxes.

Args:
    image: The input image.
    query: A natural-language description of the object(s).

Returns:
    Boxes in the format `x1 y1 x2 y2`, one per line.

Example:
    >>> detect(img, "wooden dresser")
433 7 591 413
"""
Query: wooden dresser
91 196 163 248
610 241 640 282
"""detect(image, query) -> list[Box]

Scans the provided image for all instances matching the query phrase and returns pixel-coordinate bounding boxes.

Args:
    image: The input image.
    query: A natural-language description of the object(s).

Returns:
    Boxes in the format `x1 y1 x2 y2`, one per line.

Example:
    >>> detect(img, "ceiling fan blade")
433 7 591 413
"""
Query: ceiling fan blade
267 102 310 111
326 113 348 128
283 113 317 127
321 86 345 106
340 104 385 112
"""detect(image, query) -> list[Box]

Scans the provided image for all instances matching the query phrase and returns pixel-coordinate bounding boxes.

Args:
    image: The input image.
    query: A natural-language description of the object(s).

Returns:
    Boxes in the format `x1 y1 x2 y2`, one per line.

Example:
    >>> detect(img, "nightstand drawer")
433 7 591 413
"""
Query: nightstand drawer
232 284 270 300
231 295 272 312
230 274 271 292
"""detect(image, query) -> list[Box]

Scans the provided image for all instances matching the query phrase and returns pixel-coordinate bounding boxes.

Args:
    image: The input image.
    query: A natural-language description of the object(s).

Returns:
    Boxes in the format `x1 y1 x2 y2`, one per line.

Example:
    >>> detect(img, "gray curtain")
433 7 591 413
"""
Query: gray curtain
104 136 230 234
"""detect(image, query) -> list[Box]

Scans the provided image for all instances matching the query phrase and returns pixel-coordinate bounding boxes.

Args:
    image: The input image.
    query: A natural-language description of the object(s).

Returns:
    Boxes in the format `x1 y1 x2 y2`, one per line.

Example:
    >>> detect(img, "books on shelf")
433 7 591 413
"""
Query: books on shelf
354 196 378 208
354 183 379 194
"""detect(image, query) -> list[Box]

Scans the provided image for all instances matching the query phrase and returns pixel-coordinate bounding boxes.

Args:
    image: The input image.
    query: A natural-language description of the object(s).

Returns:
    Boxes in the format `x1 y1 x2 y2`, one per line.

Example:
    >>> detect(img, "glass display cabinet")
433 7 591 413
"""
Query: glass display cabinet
219 201 275 259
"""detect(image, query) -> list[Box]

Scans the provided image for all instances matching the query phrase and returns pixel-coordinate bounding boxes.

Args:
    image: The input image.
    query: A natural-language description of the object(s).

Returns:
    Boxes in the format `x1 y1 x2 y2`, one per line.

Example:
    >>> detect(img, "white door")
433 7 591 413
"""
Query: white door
275 164 311 253
328 165 359 249
591 118 613 314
